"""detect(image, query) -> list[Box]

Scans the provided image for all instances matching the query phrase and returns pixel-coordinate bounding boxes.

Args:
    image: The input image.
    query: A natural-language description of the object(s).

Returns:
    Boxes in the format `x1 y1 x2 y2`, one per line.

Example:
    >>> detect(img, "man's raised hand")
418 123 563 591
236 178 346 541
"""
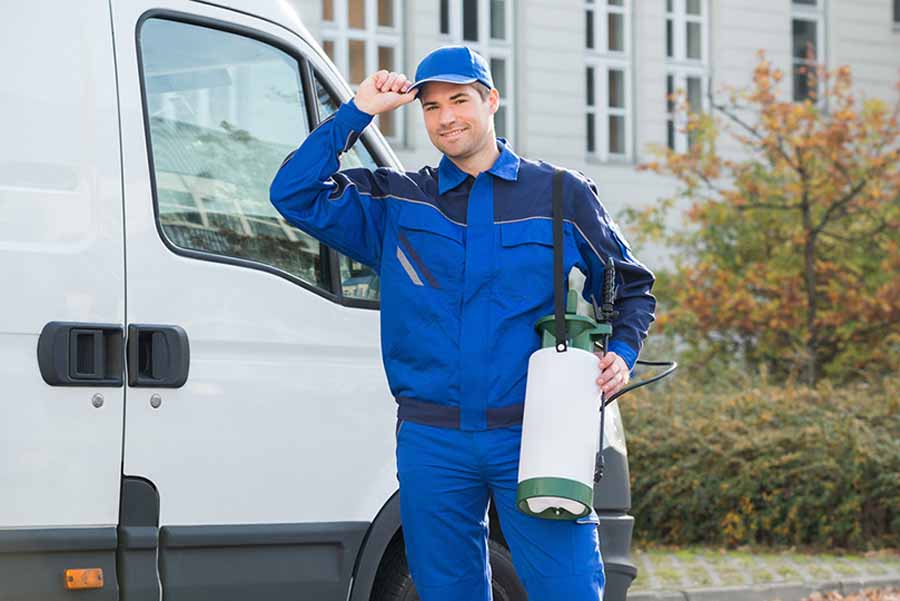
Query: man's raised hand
354 70 418 116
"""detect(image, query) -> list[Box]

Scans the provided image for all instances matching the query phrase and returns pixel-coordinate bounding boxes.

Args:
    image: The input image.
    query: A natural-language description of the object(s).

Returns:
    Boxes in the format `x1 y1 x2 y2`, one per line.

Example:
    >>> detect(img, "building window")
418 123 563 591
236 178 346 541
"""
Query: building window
665 0 708 152
321 0 404 143
895 0 900 25
440 0 450 34
439 0 515 141
792 0 825 102
585 0 631 160
666 0 704 61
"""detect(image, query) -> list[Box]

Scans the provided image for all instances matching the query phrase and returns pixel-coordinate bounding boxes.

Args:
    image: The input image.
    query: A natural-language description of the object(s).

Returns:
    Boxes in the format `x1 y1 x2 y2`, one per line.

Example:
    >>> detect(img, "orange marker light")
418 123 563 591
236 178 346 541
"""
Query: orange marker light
65 568 104 590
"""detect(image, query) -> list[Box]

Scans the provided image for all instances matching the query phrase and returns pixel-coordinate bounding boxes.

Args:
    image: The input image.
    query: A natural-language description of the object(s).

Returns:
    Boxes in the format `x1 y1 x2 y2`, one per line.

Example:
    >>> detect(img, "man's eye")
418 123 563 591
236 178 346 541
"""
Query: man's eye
455 98 467 104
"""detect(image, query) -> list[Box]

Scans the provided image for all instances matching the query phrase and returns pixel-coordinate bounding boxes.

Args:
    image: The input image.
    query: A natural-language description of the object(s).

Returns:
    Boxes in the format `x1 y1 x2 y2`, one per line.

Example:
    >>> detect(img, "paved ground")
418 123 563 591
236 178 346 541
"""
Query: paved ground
628 547 900 601
806 590 900 600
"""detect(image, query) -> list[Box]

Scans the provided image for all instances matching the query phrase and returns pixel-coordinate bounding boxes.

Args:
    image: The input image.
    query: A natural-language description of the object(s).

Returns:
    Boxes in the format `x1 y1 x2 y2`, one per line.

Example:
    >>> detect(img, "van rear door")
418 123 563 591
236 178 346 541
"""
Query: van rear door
0 1 125 598
110 1 397 599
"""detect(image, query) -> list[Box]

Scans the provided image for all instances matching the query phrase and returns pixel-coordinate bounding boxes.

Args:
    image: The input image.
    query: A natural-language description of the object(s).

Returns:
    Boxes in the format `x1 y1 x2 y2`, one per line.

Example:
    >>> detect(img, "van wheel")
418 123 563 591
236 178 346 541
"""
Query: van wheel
486 539 527 601
371 539 526 601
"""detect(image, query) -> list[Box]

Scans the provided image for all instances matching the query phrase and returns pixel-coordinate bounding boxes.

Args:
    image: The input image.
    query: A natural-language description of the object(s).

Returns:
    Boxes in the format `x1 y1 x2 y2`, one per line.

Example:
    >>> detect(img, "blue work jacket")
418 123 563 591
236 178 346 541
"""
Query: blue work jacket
270 99 656 431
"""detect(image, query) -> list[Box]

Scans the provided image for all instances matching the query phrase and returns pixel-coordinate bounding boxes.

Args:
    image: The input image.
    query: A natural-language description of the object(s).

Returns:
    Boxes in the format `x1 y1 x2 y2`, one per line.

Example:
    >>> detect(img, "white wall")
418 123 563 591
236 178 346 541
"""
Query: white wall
830 0 900 102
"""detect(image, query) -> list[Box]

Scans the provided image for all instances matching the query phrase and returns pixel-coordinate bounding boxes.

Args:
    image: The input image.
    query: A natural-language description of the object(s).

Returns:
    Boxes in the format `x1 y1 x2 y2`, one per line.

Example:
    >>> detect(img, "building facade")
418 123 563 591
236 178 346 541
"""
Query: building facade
290 0 900 264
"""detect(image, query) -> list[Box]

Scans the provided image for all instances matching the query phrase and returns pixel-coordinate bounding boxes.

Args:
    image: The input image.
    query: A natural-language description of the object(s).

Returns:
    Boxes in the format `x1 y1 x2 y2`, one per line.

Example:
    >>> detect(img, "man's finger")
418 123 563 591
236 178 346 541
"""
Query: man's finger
596 366 617 385
605 368 621 385
598 372 614 390
601 375 615 393
597 352 616 368
373 70 389 88
391 75 408 92
602 371 625 393
382 72 399 92
399 88 419 105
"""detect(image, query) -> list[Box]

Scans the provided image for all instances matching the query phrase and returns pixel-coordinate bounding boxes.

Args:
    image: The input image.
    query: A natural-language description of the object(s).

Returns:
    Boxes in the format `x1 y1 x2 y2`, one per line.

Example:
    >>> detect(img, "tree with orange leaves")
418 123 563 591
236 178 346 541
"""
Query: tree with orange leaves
630 53 899 385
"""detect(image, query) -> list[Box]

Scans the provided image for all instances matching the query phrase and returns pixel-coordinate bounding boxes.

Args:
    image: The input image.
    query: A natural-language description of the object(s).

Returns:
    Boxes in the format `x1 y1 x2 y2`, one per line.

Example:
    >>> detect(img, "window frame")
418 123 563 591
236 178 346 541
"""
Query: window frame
135 11 387 310
791 0 826 104
320 0 405 145
584 0 632 162
665 0 709 153
666 0 707 63
438 0 516 143
306 61 384 310
665 71 708 153
585 61 632 159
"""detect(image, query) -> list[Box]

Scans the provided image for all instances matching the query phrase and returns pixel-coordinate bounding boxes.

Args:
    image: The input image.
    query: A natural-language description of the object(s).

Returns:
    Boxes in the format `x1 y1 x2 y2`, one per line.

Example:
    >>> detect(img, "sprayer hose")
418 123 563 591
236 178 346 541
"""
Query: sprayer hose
602 359 678 408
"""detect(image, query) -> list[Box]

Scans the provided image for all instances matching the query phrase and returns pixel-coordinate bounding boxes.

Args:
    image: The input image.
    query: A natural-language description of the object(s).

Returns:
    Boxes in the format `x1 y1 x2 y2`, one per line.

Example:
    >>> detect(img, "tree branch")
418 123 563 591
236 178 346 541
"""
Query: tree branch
847 317 900 342
811 178 869 235
712 100 800 174
736 202 801 211
695 170 728 198
821 216 898 243
811 145 855 188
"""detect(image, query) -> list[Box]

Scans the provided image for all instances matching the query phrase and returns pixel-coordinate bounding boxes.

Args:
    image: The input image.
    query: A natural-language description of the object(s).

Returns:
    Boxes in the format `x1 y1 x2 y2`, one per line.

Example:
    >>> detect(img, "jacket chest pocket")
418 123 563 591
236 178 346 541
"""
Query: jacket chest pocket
498 220 566 304
393 208 465 290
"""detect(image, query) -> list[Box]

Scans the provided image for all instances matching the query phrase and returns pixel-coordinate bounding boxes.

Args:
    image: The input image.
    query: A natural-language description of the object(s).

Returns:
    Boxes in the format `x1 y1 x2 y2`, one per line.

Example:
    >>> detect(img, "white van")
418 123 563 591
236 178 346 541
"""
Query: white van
0 1 637 599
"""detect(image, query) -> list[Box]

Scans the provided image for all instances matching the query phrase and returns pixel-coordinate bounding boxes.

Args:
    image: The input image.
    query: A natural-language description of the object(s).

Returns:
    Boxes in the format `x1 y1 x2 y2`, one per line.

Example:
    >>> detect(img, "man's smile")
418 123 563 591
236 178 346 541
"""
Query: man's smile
440 126 468 140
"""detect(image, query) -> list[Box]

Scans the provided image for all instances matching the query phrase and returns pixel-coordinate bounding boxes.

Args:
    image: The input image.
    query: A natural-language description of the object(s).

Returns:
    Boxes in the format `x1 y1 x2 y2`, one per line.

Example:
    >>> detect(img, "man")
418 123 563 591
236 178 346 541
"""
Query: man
270 45 655 601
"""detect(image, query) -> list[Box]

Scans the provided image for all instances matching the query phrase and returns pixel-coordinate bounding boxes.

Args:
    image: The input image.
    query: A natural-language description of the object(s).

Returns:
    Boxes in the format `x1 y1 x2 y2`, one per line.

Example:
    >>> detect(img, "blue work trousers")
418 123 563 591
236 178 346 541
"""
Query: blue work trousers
396 421 605 600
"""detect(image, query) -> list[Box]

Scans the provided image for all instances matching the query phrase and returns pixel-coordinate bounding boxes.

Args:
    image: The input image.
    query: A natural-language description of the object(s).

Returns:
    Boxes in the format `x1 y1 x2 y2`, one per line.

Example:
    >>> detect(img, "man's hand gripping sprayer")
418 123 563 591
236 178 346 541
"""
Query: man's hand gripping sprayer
591 257 618 483
590 260 680 483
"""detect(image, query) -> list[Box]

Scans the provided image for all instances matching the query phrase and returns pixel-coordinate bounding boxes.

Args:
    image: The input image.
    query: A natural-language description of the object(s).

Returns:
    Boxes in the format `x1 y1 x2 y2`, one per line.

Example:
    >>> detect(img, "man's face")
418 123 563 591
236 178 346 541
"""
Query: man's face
419 82 499 160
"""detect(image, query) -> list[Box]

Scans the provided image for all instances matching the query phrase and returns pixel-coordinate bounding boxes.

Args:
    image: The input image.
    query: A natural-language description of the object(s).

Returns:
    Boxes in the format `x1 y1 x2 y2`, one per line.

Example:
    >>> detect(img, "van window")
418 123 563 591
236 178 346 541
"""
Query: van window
313 74 382 303
139 19 330 292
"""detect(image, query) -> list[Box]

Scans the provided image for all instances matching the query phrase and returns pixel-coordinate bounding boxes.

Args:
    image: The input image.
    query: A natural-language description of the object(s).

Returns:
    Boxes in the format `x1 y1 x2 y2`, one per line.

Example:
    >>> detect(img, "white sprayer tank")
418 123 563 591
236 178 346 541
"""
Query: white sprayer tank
516 345 603 519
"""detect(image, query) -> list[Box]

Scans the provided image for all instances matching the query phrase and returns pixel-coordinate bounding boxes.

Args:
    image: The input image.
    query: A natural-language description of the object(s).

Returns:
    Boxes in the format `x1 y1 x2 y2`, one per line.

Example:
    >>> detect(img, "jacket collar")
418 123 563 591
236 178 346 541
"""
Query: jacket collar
437 137 521 195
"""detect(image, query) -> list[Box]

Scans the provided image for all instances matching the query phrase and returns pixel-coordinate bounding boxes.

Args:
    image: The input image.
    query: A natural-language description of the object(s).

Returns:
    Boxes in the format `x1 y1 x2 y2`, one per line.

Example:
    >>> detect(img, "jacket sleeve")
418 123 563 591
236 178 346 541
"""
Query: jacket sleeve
269 99 395 271
569 173 657 370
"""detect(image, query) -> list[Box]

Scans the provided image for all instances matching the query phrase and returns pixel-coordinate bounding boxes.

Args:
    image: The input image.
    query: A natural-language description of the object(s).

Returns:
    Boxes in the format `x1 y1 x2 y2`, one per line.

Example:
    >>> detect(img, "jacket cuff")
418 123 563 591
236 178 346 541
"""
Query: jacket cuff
607 339 638 371
338 98 375 131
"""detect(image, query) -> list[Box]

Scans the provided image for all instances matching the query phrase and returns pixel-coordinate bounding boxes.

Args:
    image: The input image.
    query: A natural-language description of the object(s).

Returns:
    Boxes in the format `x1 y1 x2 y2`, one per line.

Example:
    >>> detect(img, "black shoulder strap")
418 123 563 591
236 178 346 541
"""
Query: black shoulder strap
552 168 567 352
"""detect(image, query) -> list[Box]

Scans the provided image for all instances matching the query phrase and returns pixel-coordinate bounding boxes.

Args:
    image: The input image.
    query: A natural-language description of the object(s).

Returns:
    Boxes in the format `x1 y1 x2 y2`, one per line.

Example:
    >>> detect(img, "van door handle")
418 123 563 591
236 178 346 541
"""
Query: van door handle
127 325 190 388
37 322 124 387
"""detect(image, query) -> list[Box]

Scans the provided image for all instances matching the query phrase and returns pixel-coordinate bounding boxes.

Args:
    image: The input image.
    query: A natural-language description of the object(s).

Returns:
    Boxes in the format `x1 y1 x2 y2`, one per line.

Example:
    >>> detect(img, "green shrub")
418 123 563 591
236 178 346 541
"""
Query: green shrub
624 373 900 550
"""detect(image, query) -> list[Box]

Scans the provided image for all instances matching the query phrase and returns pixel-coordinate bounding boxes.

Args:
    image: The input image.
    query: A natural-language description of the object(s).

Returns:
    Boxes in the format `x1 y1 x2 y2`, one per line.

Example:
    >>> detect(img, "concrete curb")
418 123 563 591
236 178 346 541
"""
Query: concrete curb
840 576 900 594
628 576 900 601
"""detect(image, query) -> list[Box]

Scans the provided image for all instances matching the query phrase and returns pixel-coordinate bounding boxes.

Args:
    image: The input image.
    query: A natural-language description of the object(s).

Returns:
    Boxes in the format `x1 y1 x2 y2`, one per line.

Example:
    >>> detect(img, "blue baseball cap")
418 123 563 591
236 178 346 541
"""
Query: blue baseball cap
409 46 494 93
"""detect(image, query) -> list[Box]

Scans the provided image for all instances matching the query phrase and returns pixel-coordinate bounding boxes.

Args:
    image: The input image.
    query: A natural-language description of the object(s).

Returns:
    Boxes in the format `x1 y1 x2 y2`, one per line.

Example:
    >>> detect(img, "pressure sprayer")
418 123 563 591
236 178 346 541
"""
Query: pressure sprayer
516 169 678 520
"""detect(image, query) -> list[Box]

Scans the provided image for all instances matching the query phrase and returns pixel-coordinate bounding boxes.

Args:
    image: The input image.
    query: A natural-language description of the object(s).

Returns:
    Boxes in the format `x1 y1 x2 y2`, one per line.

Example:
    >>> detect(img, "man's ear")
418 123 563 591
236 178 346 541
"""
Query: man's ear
489 88 500 114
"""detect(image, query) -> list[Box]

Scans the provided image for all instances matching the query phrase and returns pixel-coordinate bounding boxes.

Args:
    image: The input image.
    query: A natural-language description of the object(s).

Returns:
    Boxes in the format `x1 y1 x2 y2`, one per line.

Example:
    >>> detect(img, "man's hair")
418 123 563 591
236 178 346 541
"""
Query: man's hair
471 81 491 101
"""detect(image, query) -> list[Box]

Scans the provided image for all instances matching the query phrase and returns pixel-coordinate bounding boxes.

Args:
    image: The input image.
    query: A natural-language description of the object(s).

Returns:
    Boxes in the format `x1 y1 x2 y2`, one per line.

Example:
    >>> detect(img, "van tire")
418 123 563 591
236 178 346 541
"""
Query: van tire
370 538 526 601
486 539 527 601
